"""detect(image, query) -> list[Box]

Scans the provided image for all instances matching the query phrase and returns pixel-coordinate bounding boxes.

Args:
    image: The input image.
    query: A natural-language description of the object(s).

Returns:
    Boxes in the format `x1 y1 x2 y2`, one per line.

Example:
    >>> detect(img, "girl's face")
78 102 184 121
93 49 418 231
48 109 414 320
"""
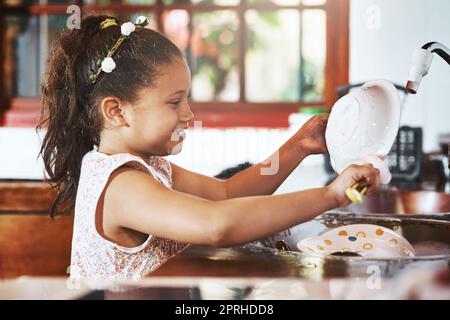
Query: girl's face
123 57 194 157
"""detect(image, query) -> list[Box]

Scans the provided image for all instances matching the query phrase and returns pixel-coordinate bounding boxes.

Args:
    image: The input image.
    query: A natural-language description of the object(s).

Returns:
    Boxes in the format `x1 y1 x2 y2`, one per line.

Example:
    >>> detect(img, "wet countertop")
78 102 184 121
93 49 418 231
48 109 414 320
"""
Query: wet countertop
150 245 309 279
2 267 449 299
108 242 450 299
2 242 449 300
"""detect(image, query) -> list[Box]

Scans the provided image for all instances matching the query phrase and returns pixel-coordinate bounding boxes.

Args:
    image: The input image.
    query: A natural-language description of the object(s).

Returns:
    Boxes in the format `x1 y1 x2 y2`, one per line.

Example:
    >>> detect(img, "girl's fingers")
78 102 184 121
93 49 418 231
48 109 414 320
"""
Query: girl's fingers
352 164 374 182
351 164 380 195
366 177 379 195
361 166 381 195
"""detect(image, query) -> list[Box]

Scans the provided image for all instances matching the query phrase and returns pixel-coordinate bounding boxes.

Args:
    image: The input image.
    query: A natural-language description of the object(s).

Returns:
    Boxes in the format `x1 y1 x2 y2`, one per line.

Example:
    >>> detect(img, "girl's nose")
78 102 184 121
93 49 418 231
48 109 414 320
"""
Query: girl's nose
181 103 195 123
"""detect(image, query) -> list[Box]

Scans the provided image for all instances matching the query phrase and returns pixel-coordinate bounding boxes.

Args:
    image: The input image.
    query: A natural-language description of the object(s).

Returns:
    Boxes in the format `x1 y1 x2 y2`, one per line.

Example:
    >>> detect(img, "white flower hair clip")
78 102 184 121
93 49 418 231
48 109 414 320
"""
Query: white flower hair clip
120 22 136 37
100 57 116 73
89 16 150 84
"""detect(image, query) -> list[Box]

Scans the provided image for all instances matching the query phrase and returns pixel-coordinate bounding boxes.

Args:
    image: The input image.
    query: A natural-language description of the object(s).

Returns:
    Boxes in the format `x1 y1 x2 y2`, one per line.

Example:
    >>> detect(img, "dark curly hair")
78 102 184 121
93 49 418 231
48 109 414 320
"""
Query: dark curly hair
38 15 182 217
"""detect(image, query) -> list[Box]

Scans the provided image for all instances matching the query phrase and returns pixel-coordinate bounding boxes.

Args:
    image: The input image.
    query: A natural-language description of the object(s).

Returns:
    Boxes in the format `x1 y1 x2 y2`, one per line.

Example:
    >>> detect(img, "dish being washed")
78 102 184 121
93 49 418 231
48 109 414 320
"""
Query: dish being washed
326 79 401 184
297 224 416 258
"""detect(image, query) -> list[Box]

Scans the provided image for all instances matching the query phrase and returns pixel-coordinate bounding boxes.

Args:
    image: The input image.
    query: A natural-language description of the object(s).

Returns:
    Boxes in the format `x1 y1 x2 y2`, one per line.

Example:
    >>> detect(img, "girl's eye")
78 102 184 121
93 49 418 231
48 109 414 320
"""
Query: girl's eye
170 100 181 108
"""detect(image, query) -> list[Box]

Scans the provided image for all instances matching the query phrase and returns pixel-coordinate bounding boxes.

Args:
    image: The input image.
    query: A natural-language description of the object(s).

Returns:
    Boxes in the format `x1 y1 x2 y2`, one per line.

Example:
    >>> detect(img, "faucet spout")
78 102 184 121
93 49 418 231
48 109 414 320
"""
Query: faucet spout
406 42 450 94
423 42 450 64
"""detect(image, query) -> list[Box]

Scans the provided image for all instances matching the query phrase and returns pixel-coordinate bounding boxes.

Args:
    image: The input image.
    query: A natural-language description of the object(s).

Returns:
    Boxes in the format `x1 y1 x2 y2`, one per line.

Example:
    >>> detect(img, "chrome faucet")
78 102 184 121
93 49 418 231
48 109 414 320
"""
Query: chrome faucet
406 42 450 174
406 42 450 94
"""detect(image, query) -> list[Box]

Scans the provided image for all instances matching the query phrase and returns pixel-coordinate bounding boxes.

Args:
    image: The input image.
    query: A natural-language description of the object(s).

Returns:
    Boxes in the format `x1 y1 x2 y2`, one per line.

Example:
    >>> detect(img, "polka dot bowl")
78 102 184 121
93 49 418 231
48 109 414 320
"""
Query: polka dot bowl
297 224 416 258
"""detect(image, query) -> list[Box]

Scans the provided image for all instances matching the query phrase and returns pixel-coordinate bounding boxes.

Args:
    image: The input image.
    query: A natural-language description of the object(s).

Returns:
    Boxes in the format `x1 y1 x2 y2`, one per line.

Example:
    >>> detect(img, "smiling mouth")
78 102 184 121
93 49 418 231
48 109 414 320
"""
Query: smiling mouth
171 128 186 142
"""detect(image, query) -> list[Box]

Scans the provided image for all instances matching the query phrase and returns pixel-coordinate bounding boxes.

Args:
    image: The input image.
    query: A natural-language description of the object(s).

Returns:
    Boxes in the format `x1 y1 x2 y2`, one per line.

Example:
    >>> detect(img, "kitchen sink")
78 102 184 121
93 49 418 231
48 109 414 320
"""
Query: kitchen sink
340 189 450 215
256 213 450 279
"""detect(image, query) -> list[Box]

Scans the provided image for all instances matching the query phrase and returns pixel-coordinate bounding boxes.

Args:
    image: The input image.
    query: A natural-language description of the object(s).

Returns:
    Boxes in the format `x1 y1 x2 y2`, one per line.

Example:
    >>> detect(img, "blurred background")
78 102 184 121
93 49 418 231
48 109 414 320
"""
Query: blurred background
0 0 448 180
1 0 450 285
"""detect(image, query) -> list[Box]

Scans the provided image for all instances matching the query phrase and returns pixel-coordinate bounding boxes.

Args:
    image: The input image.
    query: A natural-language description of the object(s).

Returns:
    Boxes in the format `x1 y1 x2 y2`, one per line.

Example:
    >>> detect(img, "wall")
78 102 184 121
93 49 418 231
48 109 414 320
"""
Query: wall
349 0 450 152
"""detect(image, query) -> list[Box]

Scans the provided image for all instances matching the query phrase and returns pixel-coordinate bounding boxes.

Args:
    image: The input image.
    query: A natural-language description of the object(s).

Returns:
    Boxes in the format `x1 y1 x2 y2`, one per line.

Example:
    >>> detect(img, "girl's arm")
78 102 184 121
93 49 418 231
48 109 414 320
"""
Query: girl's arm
171 138 306 200
104 163 379 247
172 114 329 200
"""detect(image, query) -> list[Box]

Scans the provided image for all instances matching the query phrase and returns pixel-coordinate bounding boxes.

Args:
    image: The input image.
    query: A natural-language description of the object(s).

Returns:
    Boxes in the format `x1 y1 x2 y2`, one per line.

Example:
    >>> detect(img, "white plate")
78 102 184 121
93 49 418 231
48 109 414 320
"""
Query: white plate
325 79 401 175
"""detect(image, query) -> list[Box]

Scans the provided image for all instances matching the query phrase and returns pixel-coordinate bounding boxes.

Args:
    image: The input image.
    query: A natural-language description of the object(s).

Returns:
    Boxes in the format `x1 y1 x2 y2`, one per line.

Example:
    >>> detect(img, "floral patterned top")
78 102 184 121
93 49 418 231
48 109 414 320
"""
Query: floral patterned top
70 148 188 282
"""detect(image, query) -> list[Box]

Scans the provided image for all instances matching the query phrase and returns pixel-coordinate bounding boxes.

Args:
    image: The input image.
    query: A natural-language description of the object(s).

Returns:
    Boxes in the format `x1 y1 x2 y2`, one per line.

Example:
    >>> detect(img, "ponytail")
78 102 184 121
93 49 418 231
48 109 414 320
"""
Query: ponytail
39 17 101 217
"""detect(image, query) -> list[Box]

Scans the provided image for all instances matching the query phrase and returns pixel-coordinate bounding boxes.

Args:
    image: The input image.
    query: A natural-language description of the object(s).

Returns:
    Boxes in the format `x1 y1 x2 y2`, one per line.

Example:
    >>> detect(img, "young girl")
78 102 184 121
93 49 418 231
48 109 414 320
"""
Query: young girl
39 15 381 281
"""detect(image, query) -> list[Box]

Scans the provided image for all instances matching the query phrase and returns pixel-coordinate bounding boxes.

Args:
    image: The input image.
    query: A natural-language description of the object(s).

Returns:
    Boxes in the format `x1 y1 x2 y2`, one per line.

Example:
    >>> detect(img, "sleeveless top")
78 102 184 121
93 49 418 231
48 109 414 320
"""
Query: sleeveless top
70 148 188 282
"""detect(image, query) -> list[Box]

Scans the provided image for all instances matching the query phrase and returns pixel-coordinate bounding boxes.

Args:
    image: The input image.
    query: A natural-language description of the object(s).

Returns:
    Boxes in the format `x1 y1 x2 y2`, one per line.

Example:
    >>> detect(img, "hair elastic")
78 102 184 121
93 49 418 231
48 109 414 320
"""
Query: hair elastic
99 18 118 30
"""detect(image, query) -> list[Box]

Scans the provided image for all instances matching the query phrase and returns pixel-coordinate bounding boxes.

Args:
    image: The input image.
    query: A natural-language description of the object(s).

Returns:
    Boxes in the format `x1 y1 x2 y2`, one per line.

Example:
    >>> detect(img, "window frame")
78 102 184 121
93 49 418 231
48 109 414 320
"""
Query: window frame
0 0 349 128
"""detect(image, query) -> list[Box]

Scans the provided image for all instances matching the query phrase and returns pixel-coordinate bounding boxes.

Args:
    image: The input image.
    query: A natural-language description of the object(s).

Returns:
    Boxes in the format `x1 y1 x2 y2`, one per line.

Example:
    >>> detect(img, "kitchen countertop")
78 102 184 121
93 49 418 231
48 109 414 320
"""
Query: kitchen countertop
2 243 449 299
98 244 450 299
150 245 308 279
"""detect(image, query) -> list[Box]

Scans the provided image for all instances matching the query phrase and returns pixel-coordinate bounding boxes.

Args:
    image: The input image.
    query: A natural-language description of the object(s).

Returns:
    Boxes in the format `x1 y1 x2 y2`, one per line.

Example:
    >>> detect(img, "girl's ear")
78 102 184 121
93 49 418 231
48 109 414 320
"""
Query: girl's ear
100 96 129 128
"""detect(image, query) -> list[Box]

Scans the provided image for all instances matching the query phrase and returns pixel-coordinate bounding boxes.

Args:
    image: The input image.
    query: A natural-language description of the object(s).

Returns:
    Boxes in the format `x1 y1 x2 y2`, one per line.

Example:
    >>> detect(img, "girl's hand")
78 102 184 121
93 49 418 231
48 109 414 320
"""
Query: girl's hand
326 164 381 208
293 114 329 156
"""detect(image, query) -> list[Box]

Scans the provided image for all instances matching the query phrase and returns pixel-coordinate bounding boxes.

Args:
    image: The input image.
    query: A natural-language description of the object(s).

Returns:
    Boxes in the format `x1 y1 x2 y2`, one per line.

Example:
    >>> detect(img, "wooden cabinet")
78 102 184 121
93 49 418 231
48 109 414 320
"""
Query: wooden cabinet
0 182 73 278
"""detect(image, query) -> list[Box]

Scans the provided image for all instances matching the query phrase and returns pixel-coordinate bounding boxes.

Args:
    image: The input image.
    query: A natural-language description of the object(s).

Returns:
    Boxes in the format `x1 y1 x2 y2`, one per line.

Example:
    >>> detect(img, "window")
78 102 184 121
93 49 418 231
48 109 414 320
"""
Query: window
0 0 349 127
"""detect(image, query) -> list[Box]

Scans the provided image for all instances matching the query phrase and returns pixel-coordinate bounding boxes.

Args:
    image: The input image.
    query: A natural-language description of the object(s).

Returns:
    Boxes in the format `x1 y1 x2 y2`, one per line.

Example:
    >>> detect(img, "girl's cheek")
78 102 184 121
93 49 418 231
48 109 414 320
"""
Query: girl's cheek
154 117 177 137
135 107 178 137
166 109 181 127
